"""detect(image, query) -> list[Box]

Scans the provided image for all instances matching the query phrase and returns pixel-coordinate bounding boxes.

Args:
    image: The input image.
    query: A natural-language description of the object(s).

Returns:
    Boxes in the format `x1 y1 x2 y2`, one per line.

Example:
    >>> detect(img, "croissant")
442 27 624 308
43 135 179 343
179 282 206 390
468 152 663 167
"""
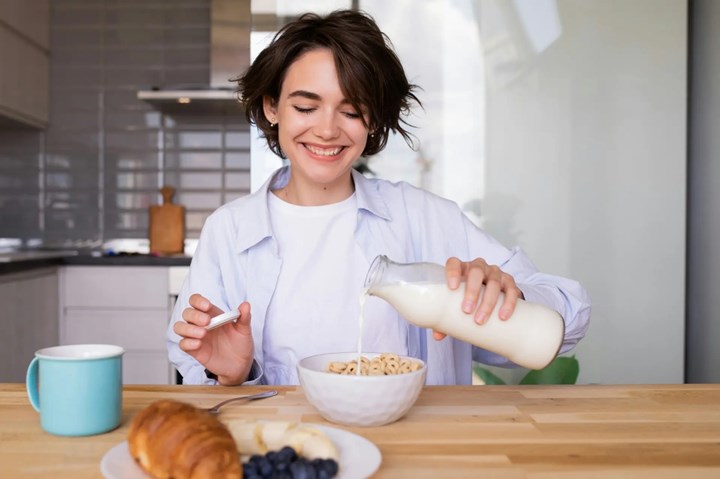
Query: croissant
127 399 242 479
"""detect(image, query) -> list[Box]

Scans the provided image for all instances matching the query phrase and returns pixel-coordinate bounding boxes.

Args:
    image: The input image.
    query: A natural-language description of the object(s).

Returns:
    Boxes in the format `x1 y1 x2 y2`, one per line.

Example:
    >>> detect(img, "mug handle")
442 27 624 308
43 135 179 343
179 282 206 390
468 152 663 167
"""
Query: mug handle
26 357 40 412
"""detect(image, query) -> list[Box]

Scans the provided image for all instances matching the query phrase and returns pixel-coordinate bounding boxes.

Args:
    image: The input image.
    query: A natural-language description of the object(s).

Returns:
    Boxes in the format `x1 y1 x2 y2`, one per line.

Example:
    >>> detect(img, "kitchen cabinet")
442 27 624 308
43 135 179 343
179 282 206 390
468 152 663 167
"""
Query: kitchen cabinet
59 266 174 384
0 0 50 128
0 267 59 382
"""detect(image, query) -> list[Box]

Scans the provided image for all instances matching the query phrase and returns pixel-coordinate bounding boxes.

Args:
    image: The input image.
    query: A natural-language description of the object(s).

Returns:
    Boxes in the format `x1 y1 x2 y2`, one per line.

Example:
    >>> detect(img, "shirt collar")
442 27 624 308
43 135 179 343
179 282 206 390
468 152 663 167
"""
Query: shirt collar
351 167 392 221
232 166 392 254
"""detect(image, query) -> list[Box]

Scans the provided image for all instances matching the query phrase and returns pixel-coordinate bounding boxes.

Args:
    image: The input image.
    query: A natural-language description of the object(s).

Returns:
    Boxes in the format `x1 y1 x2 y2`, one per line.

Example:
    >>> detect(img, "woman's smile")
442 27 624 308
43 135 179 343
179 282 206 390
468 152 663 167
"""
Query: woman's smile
303 143 346 159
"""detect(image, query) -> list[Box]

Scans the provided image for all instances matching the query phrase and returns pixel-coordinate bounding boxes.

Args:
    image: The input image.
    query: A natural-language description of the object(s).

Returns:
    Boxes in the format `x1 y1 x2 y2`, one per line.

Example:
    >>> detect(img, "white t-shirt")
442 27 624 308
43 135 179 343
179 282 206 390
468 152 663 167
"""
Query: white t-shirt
263 190 408 384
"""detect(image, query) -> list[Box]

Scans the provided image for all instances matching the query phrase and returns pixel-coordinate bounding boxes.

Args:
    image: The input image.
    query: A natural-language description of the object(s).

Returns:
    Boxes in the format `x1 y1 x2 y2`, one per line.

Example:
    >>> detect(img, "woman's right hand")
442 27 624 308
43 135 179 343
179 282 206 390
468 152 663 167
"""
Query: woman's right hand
173 293 255 385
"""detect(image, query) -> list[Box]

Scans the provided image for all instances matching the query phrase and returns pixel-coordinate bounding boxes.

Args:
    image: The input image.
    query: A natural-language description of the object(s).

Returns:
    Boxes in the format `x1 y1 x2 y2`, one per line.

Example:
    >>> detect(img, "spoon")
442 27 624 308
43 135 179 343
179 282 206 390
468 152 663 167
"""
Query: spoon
202 390 278 414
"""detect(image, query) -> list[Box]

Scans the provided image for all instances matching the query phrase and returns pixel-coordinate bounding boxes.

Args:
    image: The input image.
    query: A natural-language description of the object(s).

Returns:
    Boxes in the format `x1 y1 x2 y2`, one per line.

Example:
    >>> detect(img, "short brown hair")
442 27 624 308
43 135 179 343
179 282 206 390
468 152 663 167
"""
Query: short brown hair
235 9 421 158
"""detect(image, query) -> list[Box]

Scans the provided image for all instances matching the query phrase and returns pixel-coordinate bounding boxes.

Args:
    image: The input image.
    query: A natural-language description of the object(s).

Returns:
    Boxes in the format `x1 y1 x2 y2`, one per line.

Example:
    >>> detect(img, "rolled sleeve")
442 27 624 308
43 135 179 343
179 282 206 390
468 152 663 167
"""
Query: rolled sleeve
180 359 265 386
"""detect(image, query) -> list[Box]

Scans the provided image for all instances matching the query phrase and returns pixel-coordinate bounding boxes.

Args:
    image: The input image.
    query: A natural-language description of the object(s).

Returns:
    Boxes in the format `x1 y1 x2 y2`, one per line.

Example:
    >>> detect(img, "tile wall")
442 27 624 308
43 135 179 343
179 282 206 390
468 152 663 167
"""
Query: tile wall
0 0 251 247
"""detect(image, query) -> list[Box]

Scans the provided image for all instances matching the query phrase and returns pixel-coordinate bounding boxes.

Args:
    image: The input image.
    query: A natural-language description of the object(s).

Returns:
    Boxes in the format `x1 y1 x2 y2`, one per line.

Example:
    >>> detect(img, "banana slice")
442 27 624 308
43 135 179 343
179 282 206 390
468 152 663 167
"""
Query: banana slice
295 430 339 460
224 420 339 461
261 421 297 451
226 420 265 455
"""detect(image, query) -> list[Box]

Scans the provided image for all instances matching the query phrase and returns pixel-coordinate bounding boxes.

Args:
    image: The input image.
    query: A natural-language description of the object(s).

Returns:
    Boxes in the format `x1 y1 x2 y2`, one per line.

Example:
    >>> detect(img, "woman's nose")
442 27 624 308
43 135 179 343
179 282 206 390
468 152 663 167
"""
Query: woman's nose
313 112 340 139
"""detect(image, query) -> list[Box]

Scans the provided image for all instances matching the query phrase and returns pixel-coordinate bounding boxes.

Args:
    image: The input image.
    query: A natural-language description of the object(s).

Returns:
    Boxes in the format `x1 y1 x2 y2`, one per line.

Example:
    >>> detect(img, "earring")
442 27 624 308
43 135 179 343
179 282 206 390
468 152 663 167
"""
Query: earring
270 121 276 128
370 131 375 138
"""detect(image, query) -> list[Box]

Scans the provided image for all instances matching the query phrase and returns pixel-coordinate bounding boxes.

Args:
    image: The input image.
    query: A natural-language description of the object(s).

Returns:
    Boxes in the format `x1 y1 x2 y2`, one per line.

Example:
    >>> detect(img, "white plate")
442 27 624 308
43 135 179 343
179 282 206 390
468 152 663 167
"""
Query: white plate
100 424 381 479
206 310 240 330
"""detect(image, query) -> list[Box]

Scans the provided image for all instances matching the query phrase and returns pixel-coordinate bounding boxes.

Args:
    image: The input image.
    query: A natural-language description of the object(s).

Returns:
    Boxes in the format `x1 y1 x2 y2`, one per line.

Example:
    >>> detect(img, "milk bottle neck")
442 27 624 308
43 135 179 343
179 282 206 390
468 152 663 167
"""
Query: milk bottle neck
364 255 446 291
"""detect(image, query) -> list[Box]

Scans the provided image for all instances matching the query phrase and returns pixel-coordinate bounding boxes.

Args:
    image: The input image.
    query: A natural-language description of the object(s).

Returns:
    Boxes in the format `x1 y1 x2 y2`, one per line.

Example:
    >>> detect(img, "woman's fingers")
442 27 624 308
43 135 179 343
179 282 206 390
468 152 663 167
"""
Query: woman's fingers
183 294 225 327
182 306 211 327
188 293 212 312
472 265 503 324
232 302 252 335
178 337 202 352
498 275 522 320
445 257 464 289
174 315 208 339
189 293 224 316
445 257 522 323
462 262 484 314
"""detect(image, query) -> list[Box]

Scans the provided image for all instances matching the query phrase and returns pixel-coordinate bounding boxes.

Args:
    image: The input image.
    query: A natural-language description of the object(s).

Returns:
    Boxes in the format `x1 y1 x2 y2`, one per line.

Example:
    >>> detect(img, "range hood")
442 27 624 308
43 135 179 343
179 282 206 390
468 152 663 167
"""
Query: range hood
137 0 250 115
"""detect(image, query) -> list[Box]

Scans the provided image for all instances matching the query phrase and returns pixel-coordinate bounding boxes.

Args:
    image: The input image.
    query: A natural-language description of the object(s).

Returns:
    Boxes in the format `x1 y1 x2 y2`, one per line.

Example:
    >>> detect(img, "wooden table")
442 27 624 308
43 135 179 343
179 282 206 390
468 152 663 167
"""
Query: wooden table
1 383 719 478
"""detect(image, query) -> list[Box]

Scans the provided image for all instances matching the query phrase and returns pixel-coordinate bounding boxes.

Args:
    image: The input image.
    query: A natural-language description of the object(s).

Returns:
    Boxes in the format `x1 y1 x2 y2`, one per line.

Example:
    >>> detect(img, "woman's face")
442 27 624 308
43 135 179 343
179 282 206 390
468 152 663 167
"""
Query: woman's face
263 48 369 204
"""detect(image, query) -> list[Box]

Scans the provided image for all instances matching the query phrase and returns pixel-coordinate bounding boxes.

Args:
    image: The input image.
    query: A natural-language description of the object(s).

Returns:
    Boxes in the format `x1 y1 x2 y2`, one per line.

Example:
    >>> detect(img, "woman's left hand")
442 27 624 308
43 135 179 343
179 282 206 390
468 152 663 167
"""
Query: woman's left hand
434 257 523 341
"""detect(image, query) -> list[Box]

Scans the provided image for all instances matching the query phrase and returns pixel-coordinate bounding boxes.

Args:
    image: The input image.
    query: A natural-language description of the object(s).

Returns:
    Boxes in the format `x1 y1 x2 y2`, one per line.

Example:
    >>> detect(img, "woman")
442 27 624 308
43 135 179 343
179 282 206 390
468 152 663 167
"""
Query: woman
167 10 591 386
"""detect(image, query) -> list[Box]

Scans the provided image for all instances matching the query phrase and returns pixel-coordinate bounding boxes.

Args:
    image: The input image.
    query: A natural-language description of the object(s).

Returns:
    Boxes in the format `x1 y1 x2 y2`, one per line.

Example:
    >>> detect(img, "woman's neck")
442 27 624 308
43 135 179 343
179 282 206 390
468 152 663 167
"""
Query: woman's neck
275 173 355 206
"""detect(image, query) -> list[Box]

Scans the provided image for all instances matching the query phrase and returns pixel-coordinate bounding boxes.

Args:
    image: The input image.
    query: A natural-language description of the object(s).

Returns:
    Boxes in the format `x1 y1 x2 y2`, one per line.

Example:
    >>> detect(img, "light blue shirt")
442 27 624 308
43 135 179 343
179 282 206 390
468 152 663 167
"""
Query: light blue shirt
167 166 591 385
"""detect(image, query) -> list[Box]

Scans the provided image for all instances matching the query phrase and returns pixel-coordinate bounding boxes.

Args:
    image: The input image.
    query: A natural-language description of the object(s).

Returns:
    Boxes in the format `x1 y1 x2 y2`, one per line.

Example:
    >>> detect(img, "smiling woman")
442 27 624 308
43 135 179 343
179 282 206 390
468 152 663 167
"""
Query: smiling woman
165 9 590 388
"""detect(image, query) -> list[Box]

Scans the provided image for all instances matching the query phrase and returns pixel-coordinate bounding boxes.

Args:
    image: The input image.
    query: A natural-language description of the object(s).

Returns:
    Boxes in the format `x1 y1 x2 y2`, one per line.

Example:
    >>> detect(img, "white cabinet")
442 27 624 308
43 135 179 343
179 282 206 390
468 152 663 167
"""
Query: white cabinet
59 266 174 384
0 0 50 128
0 267 58 382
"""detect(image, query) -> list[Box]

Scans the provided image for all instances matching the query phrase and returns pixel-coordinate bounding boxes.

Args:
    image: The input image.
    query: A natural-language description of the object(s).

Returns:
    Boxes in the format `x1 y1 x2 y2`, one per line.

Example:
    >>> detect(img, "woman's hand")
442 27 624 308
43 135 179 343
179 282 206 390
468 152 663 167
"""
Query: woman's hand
433 257 523 341
173 293 255 385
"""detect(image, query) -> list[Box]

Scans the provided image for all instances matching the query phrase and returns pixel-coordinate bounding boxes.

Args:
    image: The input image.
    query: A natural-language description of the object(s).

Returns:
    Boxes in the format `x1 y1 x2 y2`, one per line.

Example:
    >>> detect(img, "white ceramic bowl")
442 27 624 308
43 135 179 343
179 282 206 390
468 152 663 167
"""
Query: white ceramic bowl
297 352 427 427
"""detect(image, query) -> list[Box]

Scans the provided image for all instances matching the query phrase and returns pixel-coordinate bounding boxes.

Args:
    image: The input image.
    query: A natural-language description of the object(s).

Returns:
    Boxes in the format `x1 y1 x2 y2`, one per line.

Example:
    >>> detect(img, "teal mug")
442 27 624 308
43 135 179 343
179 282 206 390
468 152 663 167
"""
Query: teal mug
26 344 124 436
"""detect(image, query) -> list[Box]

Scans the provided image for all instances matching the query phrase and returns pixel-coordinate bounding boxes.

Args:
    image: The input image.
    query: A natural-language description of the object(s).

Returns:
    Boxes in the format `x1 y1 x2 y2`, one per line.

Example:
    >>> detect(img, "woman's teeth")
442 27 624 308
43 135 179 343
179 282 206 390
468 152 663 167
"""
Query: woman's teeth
306 145 343 156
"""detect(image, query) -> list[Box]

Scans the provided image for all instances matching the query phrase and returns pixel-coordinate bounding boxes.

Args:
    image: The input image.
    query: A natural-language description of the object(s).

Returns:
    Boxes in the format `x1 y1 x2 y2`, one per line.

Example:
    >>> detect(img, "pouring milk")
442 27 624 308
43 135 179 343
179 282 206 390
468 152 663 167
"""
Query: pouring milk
362 255 565 370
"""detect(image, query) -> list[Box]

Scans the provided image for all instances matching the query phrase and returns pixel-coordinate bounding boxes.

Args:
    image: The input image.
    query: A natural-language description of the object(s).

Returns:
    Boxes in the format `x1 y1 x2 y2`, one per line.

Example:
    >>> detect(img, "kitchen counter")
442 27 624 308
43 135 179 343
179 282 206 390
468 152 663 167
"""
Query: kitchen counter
1 383 719 478
0 250 191 274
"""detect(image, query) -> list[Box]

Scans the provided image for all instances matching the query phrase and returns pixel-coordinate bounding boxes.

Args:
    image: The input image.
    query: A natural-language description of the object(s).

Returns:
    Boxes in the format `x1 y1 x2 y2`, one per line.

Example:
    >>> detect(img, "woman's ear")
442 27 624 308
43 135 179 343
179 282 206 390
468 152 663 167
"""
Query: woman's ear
262 96 278 124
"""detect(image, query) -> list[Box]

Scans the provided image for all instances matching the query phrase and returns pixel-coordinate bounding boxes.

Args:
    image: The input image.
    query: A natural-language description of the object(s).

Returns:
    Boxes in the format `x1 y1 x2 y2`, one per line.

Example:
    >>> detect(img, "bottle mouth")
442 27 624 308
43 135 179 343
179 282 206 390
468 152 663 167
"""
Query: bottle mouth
364 255 388 288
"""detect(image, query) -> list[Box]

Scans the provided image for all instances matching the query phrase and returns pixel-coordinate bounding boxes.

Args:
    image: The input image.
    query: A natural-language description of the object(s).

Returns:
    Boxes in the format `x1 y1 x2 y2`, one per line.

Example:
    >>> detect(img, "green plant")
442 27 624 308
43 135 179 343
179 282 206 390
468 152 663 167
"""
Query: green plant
473 355 579 385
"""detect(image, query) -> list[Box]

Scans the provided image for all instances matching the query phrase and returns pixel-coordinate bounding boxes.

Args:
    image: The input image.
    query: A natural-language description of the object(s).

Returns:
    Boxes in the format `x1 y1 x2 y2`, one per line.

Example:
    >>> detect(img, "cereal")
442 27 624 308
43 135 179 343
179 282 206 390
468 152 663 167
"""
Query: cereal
327 362 347 374
326 353 423 376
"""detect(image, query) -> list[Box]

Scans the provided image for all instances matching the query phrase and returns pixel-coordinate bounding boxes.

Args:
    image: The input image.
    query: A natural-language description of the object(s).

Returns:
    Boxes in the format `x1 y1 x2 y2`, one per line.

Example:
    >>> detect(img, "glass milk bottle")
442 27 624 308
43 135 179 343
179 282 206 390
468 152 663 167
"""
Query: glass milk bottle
364 255 565 370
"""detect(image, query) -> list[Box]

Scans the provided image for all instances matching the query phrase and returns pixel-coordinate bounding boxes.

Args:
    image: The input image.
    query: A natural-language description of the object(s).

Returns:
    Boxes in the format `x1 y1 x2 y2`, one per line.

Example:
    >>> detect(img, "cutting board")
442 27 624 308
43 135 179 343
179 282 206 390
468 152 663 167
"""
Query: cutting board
149 186 185 255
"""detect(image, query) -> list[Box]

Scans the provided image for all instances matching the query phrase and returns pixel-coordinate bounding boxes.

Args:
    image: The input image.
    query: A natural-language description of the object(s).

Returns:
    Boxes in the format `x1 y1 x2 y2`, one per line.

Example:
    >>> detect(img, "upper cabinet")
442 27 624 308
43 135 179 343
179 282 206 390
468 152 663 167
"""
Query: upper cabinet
0 0 50 129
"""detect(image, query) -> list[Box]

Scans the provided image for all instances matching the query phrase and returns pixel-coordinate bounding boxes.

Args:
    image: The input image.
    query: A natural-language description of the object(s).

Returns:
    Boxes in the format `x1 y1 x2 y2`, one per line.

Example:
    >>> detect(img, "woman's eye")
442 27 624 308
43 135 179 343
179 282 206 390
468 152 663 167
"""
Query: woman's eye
293 106 315 114
343 111 361 119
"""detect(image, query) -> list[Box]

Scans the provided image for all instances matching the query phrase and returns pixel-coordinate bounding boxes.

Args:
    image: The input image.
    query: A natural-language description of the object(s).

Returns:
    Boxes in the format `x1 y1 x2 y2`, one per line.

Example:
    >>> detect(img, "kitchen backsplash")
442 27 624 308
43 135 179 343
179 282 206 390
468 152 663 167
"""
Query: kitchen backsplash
0 0 251 247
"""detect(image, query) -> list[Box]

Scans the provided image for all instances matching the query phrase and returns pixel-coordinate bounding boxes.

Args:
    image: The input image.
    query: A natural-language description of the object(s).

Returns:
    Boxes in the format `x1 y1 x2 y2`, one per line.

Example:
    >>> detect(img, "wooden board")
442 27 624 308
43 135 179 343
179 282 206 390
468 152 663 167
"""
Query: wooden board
149 186 185 255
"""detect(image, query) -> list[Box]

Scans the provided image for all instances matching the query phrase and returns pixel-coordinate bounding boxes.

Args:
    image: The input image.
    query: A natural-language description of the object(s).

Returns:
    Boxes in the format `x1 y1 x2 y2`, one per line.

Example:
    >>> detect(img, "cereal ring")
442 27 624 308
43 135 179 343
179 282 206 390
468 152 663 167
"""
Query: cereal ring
370 358 384 370
380 353 400 364
327 362 347 373
385 362 399 375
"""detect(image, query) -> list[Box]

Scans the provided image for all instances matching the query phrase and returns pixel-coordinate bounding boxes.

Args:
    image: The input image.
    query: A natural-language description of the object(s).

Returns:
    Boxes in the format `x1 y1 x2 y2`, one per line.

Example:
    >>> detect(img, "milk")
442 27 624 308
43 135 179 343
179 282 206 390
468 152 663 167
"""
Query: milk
355 288 369 375
368 281 564 370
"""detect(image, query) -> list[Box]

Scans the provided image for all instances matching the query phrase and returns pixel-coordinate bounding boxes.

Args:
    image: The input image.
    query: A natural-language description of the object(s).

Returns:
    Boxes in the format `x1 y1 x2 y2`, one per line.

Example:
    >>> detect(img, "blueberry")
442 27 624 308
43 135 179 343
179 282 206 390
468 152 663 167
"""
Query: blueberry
266 450 279 463
243 462 259 475
309 458 339 479
249 454 265 466
289 460 317 479
256 456 274 476
277 446 298 463
320 459 339 477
